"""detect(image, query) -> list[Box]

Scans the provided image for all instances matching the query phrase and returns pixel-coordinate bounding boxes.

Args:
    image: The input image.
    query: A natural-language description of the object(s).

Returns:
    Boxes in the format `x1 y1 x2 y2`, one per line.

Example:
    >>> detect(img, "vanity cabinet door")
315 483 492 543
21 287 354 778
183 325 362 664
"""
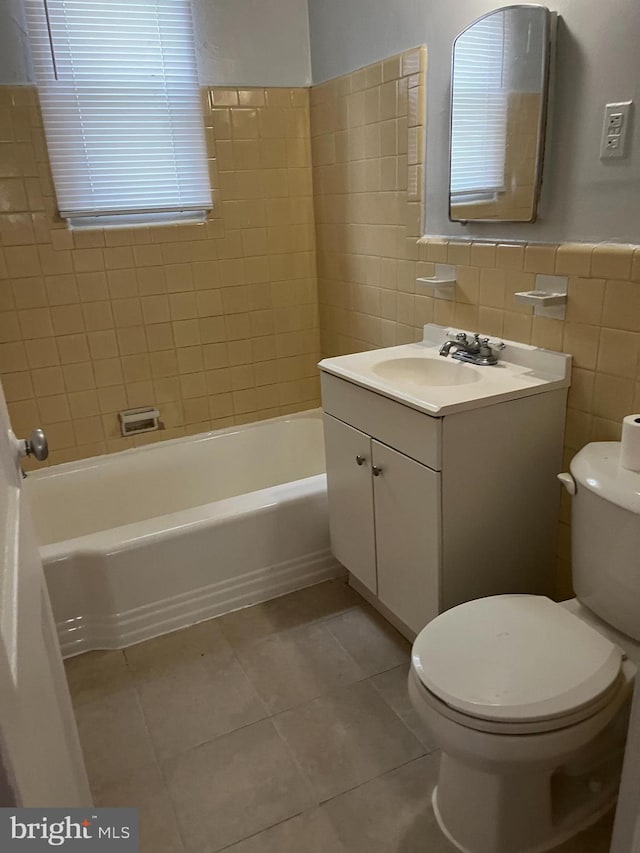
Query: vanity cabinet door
372 441 441 634
323 414 377 594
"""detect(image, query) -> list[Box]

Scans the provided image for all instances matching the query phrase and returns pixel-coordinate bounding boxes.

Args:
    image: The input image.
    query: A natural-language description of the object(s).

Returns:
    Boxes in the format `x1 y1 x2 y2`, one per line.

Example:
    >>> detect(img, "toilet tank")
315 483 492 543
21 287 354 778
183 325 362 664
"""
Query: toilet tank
570 442 640 642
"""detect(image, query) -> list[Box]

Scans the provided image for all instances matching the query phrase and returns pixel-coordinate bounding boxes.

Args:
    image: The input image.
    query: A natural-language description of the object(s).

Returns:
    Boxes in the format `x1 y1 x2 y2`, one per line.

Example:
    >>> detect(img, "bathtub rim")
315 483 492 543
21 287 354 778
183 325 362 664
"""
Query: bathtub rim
27 406 323 484
41 472 328 564
28 406 326 551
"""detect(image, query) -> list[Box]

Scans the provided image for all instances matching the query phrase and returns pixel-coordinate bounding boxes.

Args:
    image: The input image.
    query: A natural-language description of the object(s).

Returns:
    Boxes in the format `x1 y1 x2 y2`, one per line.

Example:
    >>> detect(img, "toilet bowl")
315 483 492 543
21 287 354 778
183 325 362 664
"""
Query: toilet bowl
409 442 640 853
410 595 636 853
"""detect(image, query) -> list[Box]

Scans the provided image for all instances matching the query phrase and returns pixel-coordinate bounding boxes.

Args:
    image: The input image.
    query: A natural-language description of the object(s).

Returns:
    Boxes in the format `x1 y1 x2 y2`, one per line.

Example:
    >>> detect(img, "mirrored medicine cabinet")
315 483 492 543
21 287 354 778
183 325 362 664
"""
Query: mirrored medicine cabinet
449 4 554 224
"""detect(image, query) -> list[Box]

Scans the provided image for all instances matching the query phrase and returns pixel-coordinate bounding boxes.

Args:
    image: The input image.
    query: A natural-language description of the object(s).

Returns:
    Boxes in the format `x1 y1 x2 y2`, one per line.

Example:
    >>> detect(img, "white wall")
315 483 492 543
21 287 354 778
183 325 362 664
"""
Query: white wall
192 0 311 86
0 0 312 87
4 0 638 242
308 0 640 245
0 0 32 84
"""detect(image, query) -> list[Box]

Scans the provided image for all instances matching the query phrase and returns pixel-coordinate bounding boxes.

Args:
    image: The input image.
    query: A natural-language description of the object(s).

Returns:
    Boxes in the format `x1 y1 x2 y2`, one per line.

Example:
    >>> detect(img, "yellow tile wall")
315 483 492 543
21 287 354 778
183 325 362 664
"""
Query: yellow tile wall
3 51 640 599
0 85 320 466
311 48 640 599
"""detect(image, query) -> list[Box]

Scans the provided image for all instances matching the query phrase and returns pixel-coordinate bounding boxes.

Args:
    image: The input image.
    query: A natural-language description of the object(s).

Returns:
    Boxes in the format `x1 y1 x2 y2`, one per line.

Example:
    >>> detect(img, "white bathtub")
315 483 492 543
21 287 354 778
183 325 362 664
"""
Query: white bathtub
25 410 343 657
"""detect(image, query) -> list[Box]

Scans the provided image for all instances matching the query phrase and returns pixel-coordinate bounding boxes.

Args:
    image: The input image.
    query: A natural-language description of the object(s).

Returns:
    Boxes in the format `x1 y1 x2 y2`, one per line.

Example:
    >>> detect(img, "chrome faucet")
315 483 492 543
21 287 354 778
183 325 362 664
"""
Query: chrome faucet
439 332 501 366
439 332 471 357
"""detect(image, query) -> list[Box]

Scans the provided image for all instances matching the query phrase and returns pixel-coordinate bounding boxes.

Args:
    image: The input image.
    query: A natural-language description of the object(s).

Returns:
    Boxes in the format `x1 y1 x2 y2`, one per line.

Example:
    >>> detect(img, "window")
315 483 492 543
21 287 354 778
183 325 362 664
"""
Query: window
25 0 212 225
449 12 508 201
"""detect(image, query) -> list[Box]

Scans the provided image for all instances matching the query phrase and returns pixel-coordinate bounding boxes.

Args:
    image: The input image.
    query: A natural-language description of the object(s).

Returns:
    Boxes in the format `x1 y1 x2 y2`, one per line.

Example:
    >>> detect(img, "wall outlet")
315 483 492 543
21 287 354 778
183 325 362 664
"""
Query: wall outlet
600 101 632 159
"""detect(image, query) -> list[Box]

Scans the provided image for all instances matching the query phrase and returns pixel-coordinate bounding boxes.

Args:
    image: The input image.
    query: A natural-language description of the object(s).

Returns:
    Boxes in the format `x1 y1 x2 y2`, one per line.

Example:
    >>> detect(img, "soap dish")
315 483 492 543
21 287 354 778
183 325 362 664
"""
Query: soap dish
416 264 456 300
514 290 567 307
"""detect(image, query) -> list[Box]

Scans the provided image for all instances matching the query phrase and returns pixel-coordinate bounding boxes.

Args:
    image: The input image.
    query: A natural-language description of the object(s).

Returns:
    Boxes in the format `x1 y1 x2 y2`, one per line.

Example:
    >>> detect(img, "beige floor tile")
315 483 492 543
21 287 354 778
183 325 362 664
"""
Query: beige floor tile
217 809 346 853
325 605 410 676
124 619 232 681
369 665 437 751
75 688 156 791
64 649 133 706
293 578 362 620
163 719 314 852
217 589 324 649
138 655 268 760
217 579 357 649
273 681 424 802
94 763 184 853
322 755 451 853
235 621 365 713
68 587 616 853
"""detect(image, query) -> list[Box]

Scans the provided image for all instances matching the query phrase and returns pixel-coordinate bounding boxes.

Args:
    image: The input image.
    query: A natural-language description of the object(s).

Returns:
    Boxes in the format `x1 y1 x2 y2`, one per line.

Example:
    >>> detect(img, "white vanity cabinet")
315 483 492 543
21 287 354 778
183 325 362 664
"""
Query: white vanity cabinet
320 355 569 639
324 414 440 632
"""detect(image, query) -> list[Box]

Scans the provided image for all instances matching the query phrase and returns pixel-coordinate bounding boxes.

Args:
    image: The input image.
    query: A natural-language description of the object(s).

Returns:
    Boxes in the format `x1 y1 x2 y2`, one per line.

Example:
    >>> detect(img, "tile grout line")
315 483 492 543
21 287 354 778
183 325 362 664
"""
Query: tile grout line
123 686 189 853
93 648 196 853
229 606 414 718
212 753 441 853
367 666 437 755
318 752 437 809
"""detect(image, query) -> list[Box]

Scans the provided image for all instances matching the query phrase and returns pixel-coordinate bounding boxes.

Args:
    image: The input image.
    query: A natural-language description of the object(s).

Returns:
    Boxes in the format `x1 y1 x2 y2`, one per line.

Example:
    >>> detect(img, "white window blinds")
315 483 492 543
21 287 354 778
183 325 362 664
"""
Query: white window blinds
450 13 508 199
25 0 212 221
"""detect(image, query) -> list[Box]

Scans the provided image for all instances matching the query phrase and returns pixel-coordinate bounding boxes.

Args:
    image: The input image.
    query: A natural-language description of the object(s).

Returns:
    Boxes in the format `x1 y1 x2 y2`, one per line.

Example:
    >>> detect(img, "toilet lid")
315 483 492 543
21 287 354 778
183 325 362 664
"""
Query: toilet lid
412 595 623 723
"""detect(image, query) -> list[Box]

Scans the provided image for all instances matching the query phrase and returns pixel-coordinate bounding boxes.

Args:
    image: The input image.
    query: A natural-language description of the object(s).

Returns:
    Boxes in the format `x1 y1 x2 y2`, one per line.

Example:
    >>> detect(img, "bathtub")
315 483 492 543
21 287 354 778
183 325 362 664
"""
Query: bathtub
25 410 343 657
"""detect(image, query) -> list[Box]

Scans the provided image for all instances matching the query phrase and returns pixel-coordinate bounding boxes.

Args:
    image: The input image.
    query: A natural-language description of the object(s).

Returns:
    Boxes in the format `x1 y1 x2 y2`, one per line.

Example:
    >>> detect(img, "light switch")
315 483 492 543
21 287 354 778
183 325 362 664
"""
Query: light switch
600 101 632 159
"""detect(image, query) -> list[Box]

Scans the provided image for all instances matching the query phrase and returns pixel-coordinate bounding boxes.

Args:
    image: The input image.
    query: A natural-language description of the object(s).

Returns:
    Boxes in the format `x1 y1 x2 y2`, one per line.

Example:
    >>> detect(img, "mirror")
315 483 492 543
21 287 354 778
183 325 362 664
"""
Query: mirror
449 5 552 223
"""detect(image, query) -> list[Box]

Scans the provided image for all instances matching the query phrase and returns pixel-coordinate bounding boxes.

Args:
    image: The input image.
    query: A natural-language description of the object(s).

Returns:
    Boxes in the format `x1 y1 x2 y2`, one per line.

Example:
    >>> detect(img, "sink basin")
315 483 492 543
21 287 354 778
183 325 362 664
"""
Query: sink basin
372 357 482 387
318 324 572 416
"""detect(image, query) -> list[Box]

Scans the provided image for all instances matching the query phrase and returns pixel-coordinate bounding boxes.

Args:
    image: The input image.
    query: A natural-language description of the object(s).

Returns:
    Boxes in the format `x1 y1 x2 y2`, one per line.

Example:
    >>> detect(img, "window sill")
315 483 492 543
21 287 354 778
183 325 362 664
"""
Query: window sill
67 210 209 231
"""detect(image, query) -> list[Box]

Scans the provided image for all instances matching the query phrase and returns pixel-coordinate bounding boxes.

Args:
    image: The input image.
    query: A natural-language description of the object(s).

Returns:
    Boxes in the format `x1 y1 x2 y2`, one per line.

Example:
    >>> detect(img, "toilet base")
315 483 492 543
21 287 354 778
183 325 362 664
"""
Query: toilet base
432 785 616 853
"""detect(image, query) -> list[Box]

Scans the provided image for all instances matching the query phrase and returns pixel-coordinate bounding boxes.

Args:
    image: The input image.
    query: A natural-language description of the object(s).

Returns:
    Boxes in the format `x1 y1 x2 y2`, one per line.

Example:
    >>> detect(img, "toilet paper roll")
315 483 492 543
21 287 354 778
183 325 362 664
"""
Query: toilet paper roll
620 415 640 471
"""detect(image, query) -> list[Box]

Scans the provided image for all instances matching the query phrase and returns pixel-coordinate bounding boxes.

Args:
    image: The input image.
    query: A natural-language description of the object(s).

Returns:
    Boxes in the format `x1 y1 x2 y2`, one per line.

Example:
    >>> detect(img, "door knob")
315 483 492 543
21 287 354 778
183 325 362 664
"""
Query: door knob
372 465 382 477
22 428 49 461
355 455 366 466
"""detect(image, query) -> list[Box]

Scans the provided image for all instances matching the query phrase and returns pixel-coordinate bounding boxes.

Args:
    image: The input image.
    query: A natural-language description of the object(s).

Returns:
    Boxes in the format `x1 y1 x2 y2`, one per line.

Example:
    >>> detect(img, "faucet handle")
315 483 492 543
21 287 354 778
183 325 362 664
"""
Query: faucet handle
456 331 468 342
476 335 493 356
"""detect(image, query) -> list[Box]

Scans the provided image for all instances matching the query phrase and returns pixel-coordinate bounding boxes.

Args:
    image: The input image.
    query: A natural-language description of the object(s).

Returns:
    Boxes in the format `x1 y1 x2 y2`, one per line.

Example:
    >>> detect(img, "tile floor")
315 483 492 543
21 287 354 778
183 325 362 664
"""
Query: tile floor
65 579 615 853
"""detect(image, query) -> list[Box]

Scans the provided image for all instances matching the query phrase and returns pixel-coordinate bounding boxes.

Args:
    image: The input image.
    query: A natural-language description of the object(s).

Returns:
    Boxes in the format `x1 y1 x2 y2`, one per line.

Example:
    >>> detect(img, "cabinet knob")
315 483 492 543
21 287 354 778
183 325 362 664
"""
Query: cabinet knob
355 455 366 466
372 465 383 477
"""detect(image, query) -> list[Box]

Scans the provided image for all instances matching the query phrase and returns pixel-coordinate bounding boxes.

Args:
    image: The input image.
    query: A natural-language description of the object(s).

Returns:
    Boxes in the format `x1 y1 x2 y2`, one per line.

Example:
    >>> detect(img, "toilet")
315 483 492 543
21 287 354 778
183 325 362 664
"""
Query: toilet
409 441 640 853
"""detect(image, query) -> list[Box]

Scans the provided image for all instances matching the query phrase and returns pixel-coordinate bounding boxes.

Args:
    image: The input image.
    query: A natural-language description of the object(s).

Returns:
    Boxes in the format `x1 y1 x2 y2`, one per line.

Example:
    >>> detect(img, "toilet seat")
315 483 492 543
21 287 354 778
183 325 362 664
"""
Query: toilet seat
410 666 631 736
412 594 624 727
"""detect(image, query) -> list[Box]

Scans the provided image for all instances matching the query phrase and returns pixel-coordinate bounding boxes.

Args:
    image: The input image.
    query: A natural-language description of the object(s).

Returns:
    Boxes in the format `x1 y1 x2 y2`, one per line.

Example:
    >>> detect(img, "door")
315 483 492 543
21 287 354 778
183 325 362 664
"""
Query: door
323 414 377 593
0 381 91 806
372 441 441 634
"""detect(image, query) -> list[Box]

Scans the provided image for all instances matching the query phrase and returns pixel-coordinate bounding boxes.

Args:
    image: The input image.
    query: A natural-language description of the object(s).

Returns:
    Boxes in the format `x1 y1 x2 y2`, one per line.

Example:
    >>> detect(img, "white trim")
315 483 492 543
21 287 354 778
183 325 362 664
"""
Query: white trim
58 549 344 657
68 210 207 230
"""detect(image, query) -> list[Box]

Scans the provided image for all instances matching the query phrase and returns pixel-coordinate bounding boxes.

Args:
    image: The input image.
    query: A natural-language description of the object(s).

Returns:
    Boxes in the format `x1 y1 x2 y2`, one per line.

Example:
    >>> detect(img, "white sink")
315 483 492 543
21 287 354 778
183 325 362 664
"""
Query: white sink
318 324 572 416
372 357 481 387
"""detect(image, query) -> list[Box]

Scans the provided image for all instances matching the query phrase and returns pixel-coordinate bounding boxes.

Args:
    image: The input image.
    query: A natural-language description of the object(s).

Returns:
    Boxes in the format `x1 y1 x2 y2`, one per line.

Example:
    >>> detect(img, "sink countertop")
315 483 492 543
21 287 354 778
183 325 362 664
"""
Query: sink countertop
318 323 572 416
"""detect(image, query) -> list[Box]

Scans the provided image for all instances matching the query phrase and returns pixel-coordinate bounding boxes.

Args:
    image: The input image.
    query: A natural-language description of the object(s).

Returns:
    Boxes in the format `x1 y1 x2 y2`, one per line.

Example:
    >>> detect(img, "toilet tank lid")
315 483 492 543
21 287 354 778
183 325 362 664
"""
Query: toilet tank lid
571 442 640 515
412 595 623 723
